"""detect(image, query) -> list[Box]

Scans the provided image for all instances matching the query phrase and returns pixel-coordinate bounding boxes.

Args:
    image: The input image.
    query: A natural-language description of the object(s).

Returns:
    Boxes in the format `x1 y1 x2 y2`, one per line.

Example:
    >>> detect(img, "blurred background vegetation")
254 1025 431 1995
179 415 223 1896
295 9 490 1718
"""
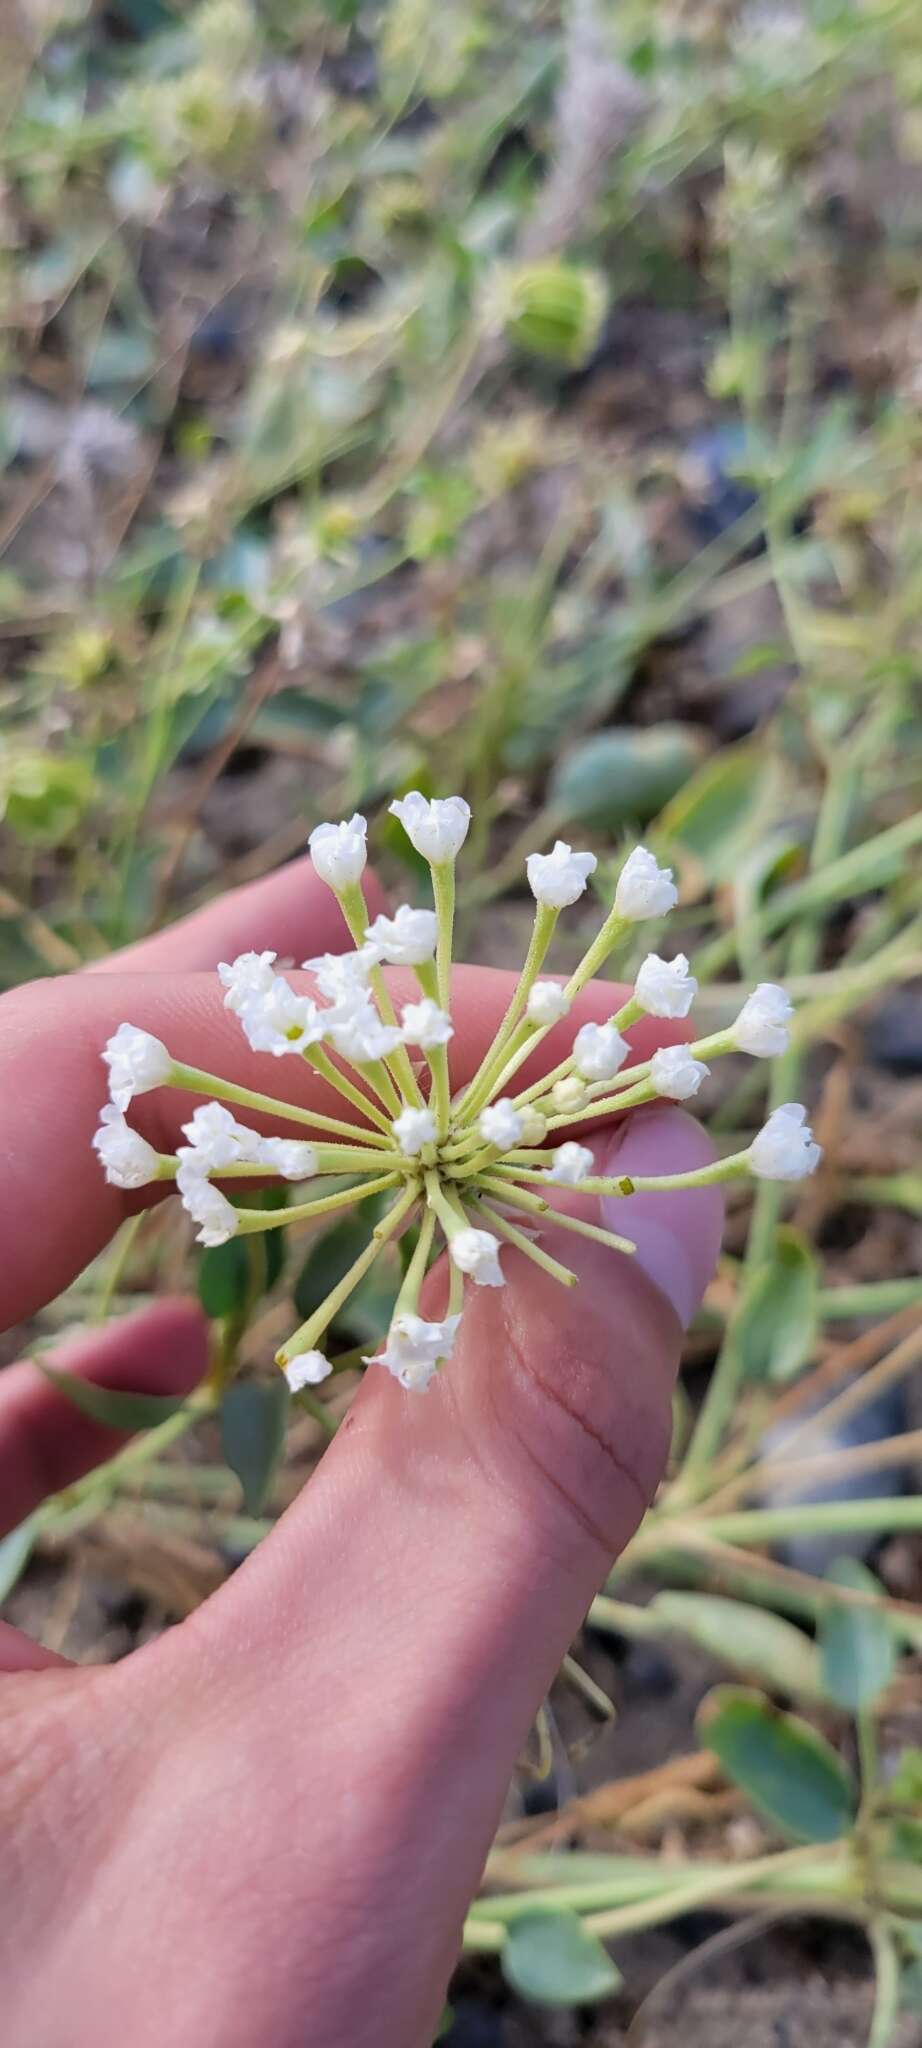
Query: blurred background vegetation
2 2 922 2041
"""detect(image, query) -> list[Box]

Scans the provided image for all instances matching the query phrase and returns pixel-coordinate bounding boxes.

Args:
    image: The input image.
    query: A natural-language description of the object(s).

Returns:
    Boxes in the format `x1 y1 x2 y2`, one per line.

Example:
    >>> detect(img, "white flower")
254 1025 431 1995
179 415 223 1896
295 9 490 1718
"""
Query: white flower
519 1107 548 1145
551 1075 587 1113
364 904 438 966
750 1102 822 1180
614 846 678 921
526 981 571 1027
572 1020 629 1082
526 840 598 909
391 1105 438 1155
650 1045 709 1100
635 952 697 1020
217 950 277 1016
479 1099 524 1149
449 1227 505 1288
175 1154 239 1246
733 982 793 1058
92 1105 161 1189
259 1139 318 1179
181 1102 265 1169
302 944 378 1000
102 1024 173 1112
389 791 471 862
400 998 454 1049
327 995 404 1064
283 1350 333 1390
308 813 368 890
548 1141 595 1185
371 1311 462 1393
238 978 328 1058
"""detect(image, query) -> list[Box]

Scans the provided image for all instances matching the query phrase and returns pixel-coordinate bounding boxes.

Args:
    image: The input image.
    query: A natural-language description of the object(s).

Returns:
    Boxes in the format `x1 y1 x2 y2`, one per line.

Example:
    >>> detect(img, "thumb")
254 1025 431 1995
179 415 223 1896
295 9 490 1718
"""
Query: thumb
144 1107 721 2046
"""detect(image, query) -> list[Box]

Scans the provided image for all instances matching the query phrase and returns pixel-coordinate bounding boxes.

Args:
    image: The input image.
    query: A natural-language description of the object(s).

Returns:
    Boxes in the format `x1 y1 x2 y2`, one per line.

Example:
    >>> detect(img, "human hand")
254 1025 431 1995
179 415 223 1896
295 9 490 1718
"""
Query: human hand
0 856 722 2048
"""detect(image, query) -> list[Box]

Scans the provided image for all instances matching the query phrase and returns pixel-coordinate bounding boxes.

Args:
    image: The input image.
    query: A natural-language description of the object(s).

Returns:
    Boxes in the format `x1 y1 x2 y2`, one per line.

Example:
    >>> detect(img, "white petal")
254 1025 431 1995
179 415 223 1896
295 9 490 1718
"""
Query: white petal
614 846 677 921
526 841 597 909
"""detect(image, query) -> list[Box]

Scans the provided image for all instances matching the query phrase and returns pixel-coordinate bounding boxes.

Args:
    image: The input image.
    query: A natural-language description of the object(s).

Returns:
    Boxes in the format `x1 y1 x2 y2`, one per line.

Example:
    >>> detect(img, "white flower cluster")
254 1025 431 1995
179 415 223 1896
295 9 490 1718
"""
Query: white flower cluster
92 800 821 1402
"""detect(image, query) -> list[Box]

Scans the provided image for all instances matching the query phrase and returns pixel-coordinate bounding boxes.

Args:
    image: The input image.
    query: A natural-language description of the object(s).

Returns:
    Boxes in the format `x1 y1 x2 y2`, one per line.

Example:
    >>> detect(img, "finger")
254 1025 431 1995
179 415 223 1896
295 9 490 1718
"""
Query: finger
140 1108 720 2044
87 854 389 973
0 967 686 1328
0 1300 208 1537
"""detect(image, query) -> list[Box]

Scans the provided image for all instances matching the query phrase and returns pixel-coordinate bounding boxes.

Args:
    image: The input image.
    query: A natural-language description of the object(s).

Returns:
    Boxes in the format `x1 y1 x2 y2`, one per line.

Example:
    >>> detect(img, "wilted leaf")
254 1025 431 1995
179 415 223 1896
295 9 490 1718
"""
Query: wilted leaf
819 1558 895 1711
697 1686 856 1841
38 1366 188 1433
502 1911 622 2006
735 1229 819 1383
651 1593 823 1701
549 726 706 834
220 1379 289 1516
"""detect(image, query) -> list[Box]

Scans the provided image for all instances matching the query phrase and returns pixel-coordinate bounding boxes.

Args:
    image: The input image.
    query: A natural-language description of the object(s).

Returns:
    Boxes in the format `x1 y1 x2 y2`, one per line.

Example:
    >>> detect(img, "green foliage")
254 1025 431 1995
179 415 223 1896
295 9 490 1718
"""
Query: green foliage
697 1688 856 1843
819 1560 896 1712
220 1379 289 1516
735 1228 820 1384
650 1593 823 1702
549 726 705 834
0 1515 40 1606
501 1910 622 2007
37 1366 188 1432
5 0 922 2020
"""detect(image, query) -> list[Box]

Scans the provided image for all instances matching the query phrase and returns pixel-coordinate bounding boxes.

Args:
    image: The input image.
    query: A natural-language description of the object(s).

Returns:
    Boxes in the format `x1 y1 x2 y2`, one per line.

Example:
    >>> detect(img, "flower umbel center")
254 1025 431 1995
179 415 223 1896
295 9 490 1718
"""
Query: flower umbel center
94 796 821 1395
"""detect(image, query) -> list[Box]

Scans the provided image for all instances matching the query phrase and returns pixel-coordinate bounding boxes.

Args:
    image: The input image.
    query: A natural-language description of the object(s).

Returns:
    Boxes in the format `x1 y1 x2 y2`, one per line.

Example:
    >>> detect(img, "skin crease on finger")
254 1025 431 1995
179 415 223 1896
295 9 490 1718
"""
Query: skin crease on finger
0 860 723 2048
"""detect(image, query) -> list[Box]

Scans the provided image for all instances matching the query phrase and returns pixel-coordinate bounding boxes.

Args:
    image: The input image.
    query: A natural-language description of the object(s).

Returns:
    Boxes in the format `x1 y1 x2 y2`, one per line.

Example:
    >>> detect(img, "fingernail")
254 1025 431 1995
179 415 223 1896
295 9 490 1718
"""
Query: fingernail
600 1105 724 1329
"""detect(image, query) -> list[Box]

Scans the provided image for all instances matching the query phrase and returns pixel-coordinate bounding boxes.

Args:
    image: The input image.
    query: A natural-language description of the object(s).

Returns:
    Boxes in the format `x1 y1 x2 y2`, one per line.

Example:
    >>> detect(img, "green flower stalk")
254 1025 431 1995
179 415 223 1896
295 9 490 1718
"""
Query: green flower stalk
93 800 821 1396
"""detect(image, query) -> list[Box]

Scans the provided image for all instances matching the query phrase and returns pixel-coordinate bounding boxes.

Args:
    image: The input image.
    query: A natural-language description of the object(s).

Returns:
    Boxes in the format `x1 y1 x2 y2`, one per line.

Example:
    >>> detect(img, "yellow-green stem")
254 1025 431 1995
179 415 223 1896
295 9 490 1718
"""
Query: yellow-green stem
236 1172 399 1233
277 1182 418 1361
457 903 558 1123
476 1199 578 1287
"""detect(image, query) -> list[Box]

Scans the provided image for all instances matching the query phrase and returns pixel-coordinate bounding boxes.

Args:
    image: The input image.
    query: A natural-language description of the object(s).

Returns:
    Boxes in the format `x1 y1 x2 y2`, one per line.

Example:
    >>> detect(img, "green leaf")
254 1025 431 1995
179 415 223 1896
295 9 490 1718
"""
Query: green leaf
198 1239 252 1319
198 1191 288 1318
220 1379 290 1517
0 1513 40 1606
502 1910 622 2007
656 742 774 879
887 1748 922 1806
549 726 706 834
819 1559 895 1712
697 1687 856 1842
37 1366 188 1433
735 1228 819 1384
651 1593 823 1701
294 1211 378 1322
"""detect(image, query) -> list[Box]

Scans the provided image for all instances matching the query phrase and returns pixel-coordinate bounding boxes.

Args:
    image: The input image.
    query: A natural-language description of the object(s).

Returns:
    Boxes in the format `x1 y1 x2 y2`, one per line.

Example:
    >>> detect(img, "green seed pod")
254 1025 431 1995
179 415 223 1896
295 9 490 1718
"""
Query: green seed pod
483 261 609 368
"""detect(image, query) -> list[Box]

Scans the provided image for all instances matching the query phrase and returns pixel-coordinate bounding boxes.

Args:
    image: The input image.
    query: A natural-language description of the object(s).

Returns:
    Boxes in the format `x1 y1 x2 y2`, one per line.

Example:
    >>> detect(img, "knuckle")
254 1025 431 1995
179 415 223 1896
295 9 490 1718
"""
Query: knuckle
486 1268 679 1560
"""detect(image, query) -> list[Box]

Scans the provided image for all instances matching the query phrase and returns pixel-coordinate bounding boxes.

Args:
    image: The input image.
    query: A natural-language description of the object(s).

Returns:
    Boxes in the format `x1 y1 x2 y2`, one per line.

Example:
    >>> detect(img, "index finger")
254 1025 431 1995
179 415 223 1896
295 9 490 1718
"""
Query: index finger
0 966 688 1329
